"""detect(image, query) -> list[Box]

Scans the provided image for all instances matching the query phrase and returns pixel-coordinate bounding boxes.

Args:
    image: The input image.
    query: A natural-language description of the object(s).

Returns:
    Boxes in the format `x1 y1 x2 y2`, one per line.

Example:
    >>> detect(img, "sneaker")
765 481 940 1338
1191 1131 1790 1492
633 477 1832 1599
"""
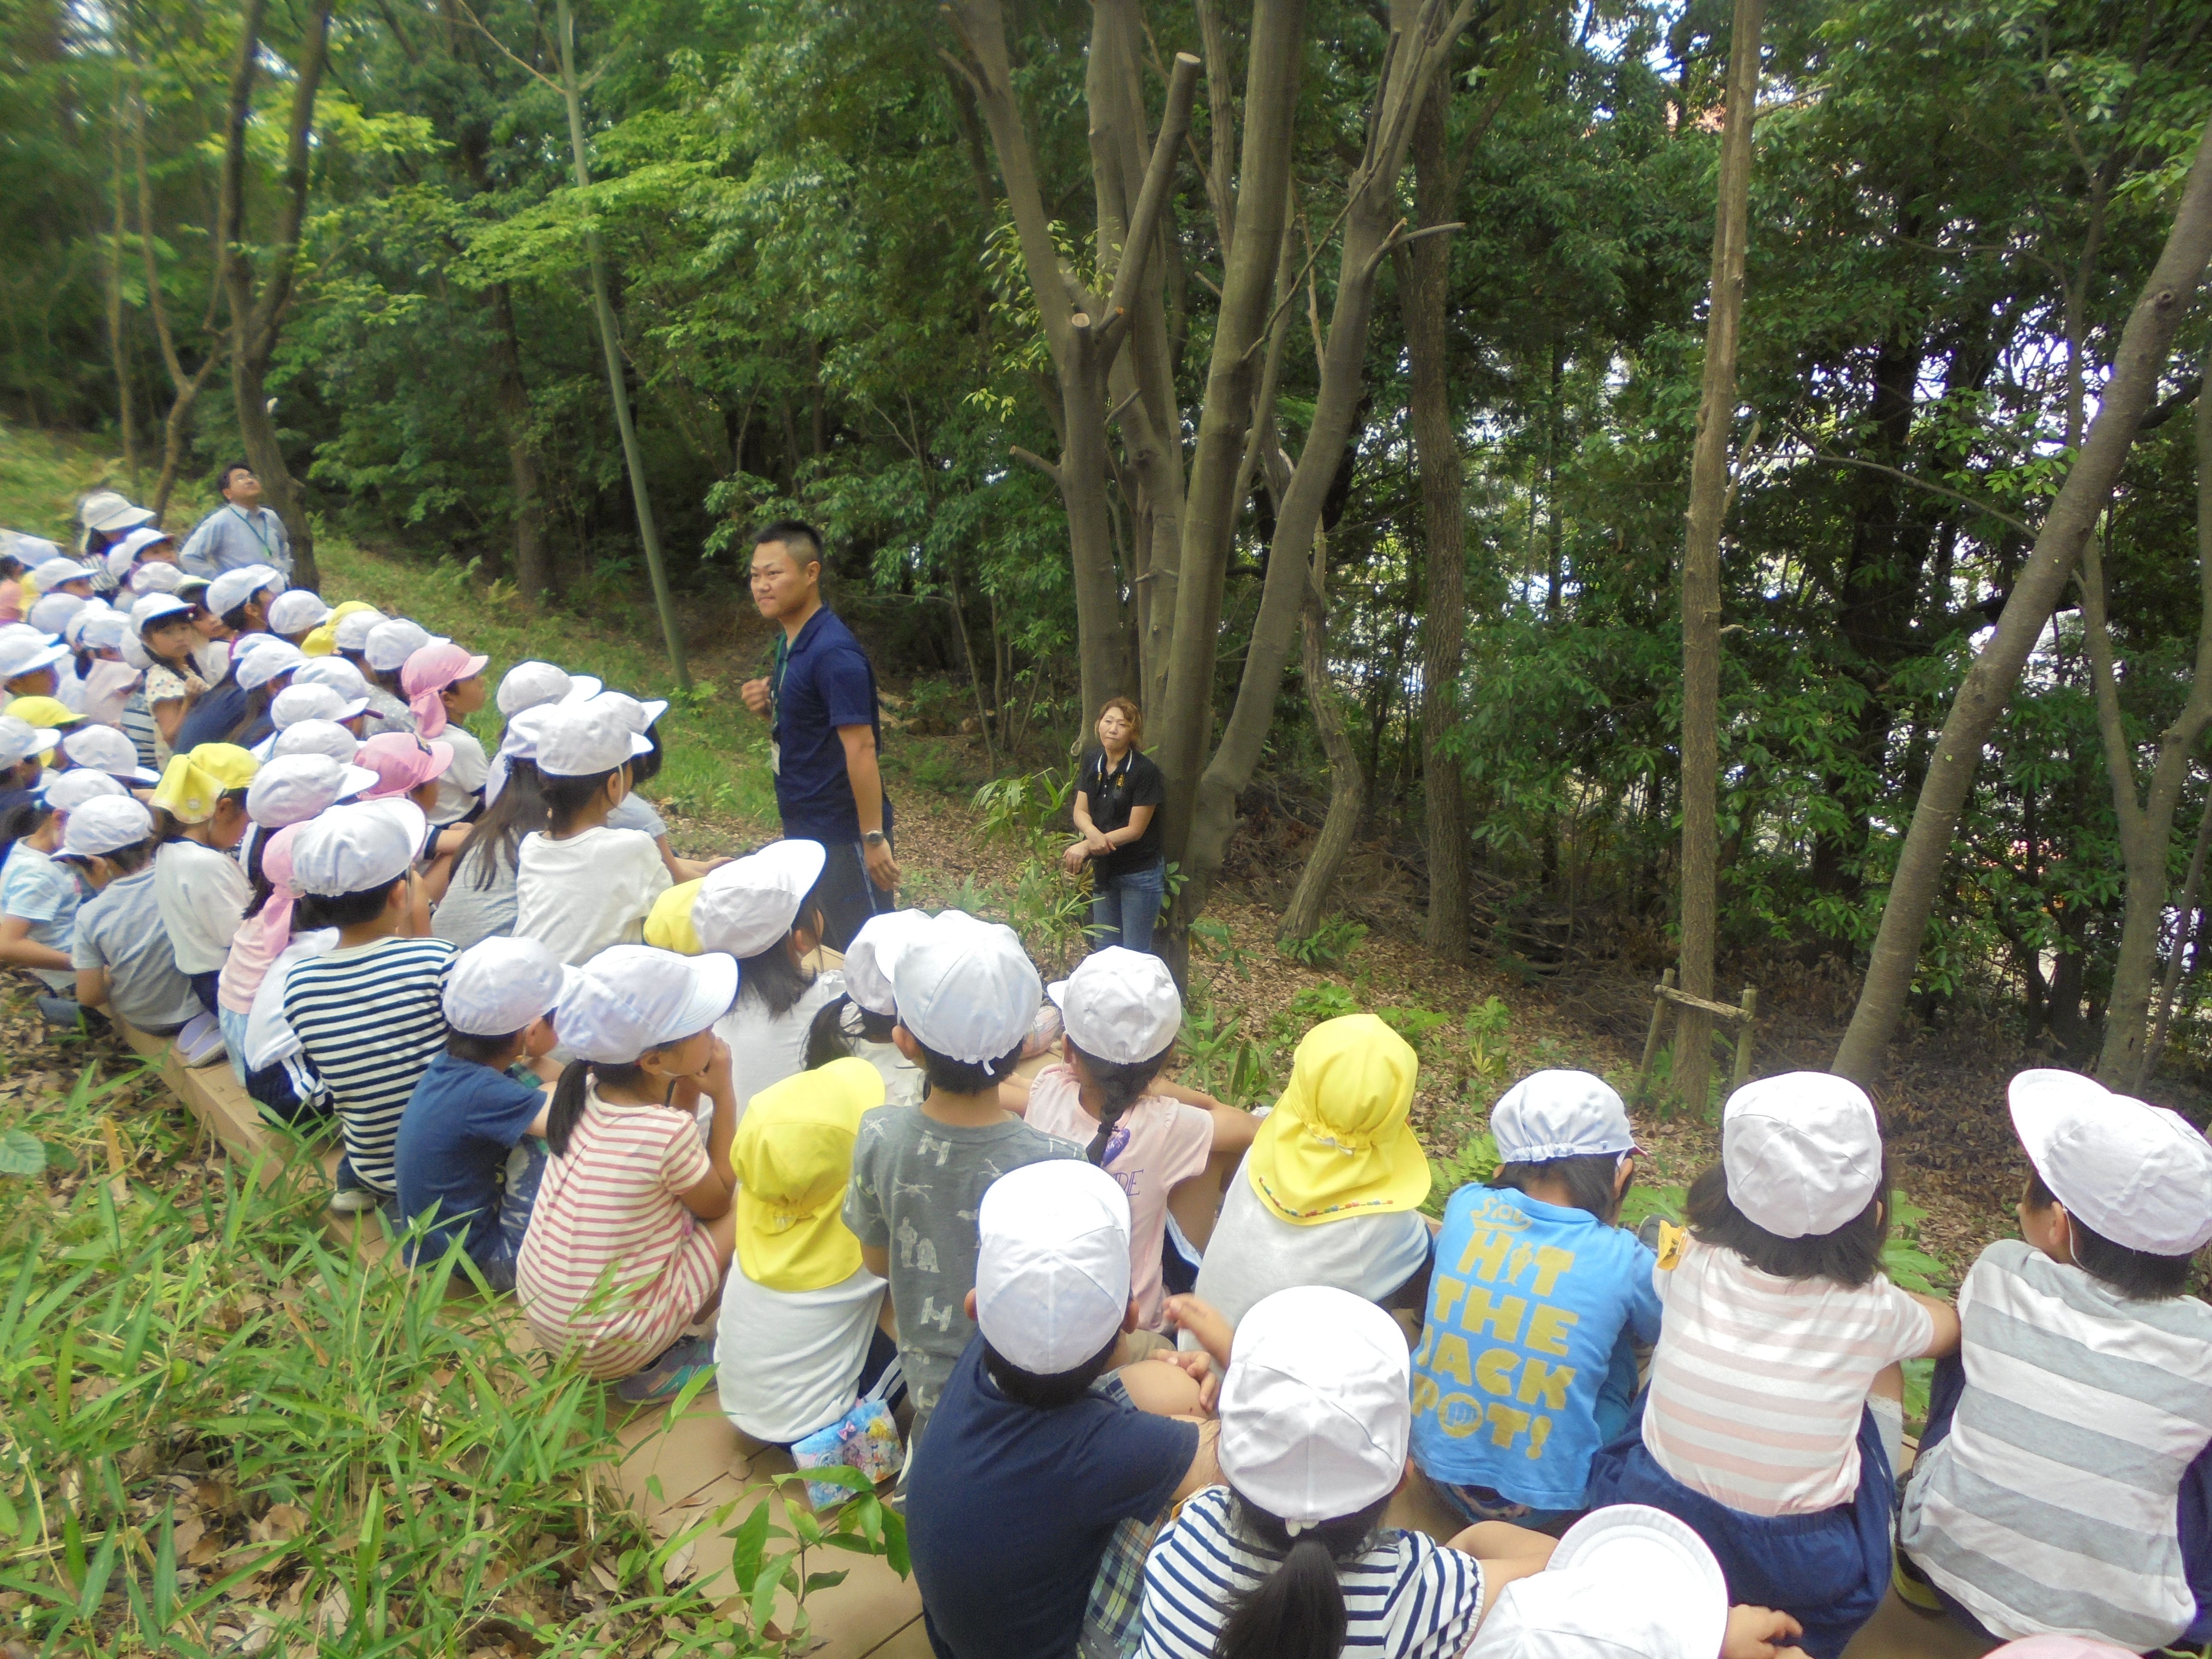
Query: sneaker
328 1186 380 1215
36 996 84 1027
615 1336 717 1405
175 1012 228 1068
1892 1551 1943 1614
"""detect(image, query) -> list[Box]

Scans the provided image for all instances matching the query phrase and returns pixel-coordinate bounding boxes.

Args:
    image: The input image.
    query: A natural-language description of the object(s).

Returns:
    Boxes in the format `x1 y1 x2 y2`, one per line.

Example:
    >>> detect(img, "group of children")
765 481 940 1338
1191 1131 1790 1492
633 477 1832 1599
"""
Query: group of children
8 496 2212 1659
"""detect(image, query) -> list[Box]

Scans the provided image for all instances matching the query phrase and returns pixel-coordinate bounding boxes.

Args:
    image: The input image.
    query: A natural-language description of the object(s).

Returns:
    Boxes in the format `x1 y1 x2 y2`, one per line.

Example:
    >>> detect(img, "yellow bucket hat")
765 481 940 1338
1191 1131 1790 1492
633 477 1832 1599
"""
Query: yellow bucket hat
3 696 81 765
301 599 378 657
1245 1013 1429 1224
150 744 260 823
643 877 705 954
731 1057 884 1293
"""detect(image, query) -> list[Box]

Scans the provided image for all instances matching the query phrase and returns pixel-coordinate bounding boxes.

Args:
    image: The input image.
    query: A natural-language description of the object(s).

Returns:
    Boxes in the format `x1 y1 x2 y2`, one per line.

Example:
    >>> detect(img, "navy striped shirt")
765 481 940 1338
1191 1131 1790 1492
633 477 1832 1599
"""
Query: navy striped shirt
283 935 455 1194
1137 1485 1486 1659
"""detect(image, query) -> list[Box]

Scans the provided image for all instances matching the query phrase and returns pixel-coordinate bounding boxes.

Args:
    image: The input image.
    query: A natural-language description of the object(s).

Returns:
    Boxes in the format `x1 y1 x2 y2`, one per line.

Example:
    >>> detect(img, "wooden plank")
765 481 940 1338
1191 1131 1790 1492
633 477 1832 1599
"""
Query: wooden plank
1654 985 1752 1023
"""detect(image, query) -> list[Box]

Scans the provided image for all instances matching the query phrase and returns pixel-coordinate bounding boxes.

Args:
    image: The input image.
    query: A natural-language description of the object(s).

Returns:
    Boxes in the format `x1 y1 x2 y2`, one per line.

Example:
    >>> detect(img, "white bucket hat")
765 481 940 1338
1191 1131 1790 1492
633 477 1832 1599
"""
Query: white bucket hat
267 720 361 766
58 794 155 858
891 909 1042 1071
533 698 652 778
1467 1505 1730 1659
266 589 331 636
288 799 427 896
1492 1070 1641 1165
446 936 575 1038
58 724 159 784
496 659 601 717
843 908 932 1017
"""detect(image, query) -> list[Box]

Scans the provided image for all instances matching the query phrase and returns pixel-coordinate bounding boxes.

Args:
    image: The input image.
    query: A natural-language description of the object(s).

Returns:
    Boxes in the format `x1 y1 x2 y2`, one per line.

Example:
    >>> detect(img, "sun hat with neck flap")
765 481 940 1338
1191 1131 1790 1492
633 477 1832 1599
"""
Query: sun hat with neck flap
731 1057 884 1293
1244 1012 1428 1224
305 600 380 657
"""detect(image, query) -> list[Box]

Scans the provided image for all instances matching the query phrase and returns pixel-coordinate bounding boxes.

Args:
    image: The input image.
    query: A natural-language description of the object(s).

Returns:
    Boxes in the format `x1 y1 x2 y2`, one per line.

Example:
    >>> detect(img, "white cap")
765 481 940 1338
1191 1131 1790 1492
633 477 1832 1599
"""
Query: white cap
292 656 369 700
1467 1506 1729 1659
271 682 367 729
495 660 600 716
691 839 828 957
266 589 330 635
234 639 305 691
131 592 192 629
58 724 158 783
0 715 60 767
0 633 68 682
333 608 385 653
78 609 130 653
270 720 361 765
364 618 440 672
108 524 171 567
79 491 153 534
61 601 106 646
30 556 93 590
2010 1069 2212 1255
246 753 381 828
445 936 574 1037
206 565 281 618
40 769 128 811
1217 1285 1411 1525
1047 947 1181 1065
1492 1070 1641 1165
533 697 652 778
27 593 83 636
553 945 739 1063
1722 1072 1884 1238
130 561 184 595
891 910 1042 1070
844 908 931 1016
975 1161 1133 1373
288 798 427 896
594 689 670 732
58 793 153 857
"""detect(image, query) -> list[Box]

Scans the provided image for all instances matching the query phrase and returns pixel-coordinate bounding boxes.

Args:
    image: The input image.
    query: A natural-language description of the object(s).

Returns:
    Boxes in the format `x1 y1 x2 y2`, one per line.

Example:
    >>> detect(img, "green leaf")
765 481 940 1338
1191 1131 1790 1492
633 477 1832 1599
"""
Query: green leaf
0 1130 46 1177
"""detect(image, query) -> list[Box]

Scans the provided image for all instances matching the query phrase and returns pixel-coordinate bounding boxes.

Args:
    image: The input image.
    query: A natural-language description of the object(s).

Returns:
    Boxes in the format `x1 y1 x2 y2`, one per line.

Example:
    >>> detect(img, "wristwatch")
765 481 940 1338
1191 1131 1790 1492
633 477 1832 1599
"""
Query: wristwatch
862 830 888 848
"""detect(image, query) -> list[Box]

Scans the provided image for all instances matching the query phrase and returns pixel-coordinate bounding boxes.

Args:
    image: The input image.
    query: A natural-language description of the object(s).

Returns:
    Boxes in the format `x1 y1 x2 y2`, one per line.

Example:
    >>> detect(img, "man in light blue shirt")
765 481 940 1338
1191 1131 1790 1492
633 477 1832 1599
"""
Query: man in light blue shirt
179 462 292 581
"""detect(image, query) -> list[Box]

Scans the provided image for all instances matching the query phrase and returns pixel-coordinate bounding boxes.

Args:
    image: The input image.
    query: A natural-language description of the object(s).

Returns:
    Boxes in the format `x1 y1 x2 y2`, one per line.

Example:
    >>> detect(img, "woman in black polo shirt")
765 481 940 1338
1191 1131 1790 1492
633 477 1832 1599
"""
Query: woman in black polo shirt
1060 696 1167 954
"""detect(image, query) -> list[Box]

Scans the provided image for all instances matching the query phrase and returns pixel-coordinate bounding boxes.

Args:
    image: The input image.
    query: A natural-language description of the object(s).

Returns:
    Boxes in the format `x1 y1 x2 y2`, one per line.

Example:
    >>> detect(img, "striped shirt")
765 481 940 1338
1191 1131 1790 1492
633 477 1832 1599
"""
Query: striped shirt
1642 1236 1932 1515
514 1088 718 1379
1900 1240 2212 1649
282 935 455 1194
1137 1485 1487 1659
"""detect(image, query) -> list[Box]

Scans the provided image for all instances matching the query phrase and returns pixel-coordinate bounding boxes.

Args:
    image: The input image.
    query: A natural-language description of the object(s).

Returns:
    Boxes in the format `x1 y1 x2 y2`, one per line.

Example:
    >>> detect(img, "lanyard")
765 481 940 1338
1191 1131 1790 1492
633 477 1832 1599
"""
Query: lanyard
769 633 790 725
228 505 272 552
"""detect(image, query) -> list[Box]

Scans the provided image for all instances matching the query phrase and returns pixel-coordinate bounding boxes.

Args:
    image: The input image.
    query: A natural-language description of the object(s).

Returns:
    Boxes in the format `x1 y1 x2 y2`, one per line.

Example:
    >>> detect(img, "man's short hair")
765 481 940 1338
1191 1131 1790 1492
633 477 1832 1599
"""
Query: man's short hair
218 461 254 493
752 520 825 571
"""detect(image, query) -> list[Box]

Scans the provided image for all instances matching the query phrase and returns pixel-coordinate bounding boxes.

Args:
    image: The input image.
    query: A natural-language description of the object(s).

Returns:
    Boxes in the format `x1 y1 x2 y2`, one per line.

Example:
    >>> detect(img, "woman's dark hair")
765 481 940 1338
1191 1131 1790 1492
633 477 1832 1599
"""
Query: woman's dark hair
1097 695 1143 745
1067 1037 1169 1167
2024 1167 2196 1299
294 872 404 931
982 1325 1122 1408
453 759 549 888
912 1035 1024 1097
542 767 620 836
628 720 665 788
545 1058 652 1156
1215 1490 1393 1659
736 904 826 1019
805 994 899 1070
449 1028 524 1066
1686 1159 1890 1287
1492 1153 1629 1224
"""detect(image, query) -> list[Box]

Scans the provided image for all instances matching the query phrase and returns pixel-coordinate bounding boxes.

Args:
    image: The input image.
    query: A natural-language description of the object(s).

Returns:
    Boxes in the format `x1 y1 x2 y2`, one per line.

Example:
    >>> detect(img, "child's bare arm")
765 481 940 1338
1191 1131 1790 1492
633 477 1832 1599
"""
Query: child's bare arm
860 1243 890 1280
1722 1605 1808 1659
75 967 109 1010
998 1073 1033 1114
1909 1292 1961 1358
1168 1419 1222 1504
676 1038 738 1220
0 917 70 971
1162 1294 1235 1373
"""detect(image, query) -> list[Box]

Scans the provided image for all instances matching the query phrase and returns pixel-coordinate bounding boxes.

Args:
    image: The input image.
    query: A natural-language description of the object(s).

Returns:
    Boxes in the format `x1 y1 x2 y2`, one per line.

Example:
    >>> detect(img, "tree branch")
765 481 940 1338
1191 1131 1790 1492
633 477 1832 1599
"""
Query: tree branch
1094 52 1202 356
1009 445 1062 484
1783 421 2037 538
449 0 563 91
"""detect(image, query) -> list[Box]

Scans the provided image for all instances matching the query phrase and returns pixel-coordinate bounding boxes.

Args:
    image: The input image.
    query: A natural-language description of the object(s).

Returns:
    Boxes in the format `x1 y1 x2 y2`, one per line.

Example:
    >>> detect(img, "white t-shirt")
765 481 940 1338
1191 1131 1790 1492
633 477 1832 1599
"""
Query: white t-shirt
243 929 337 1070
714 972 845 1118
430 725 489 826
512 826 670 966
1184 1149 1433 1341
851 1036 924 1109
715 1264 887 1444
153 838 254 974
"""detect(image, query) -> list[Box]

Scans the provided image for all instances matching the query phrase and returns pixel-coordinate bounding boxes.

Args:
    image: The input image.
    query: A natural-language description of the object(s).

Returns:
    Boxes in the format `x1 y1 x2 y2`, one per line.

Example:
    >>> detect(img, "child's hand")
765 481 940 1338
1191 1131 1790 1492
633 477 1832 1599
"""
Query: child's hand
699 1035 736 1104
1155 1347 1221 1415
1720 1605 1805 1659
1163 1294 1234 1370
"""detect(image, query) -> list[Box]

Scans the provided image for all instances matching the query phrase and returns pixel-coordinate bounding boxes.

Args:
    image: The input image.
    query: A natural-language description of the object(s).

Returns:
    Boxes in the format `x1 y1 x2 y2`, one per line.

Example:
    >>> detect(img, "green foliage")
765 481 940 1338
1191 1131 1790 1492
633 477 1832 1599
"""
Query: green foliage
1178 999 1286 1109
1286 982 1362 1027
1279 917 1369 969
1461 997 1514 1083
1423 1131 1502 1218
1378 1005 1454 1051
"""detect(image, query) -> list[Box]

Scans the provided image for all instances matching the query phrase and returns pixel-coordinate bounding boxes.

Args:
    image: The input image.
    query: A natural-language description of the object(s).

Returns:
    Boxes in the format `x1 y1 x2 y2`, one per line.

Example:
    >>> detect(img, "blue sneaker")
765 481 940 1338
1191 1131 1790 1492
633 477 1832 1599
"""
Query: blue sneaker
615 1336 717 1405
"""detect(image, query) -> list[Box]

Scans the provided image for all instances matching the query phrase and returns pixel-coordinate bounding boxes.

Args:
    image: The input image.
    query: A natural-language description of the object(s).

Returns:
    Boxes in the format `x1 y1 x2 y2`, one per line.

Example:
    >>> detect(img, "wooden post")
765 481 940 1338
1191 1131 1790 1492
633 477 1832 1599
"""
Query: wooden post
1732 985 1759 1092
1638 968 1677 1101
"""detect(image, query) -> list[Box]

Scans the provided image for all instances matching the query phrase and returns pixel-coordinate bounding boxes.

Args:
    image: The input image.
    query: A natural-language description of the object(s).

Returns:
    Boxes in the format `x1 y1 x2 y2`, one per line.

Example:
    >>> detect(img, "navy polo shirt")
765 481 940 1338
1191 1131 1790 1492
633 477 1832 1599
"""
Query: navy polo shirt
772 605 894 843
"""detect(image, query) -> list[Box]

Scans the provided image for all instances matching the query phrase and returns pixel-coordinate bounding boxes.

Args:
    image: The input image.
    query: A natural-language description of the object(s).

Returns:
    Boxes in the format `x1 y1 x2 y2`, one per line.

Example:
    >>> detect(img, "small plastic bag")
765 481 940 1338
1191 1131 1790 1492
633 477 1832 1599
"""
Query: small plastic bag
790 1396 903 1511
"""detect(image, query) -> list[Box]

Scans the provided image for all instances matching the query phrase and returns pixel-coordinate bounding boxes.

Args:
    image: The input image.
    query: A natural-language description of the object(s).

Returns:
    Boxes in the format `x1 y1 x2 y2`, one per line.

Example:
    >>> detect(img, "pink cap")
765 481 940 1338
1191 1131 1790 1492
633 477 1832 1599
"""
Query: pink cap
355 731 454 799
402 640 490 737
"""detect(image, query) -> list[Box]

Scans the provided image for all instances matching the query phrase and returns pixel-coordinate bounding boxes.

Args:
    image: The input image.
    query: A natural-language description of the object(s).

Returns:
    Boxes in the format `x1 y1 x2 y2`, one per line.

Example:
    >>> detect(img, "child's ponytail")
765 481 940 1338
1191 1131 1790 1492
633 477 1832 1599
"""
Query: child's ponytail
545 1061 594 1156
1215 1492 1389 1659
1068 1038 1165 1168
806 994 856 1070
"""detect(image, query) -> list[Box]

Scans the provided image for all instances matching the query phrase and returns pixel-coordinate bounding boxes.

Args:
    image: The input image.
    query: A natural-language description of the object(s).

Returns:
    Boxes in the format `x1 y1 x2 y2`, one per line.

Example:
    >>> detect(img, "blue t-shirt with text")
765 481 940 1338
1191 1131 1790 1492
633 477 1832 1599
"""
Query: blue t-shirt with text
1411 1185 1662 1510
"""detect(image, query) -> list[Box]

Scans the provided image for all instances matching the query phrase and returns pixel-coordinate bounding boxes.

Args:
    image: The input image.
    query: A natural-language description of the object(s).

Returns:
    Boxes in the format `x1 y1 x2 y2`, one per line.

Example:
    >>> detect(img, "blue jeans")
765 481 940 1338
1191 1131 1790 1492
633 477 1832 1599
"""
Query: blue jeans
1089 858 1165 954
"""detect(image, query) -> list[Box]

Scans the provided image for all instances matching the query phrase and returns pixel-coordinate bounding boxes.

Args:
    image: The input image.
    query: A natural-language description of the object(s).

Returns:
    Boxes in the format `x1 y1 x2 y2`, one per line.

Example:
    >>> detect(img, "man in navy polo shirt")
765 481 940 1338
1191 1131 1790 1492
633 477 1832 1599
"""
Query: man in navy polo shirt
739 520 900 949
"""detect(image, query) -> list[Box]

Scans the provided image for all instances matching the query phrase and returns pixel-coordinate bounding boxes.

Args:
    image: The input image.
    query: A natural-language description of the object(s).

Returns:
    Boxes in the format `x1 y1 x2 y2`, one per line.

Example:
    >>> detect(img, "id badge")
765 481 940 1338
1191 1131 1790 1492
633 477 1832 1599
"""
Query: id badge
769 738 781 775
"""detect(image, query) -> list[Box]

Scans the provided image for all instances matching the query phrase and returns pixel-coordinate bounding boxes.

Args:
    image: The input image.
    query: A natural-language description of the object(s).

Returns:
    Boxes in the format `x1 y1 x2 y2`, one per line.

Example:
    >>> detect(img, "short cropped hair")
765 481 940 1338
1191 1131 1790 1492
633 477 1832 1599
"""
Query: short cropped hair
2024 1168 2196 1300
982 1327 1121 1408
295 873 404 931
909 1033 1024 1097
752 520 824 571
217 461 254 492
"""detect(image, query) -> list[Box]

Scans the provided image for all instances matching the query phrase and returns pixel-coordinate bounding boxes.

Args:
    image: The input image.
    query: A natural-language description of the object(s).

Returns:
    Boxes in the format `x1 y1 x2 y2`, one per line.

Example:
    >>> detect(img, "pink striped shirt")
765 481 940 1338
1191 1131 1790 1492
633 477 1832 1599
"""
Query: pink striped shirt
515 1089 719 1379
1642 1236 1932 1514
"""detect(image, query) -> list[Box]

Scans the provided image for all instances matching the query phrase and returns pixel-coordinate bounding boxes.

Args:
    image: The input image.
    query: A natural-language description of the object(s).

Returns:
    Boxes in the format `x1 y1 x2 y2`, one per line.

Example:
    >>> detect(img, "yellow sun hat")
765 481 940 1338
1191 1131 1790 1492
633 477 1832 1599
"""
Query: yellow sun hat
730 1057 884 1293
3 696 81 764
301 599 379 657
149 743 260 823
1244 1013 1429 1225
642 877 705 954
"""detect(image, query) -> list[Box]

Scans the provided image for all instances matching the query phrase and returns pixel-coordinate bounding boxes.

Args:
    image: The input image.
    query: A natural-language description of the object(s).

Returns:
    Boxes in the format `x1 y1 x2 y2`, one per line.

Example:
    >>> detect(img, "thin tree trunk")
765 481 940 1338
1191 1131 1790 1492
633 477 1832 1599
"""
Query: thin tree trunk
1674 0 1764 1115
2147 787 2212 1077
132 84 221 523
1833 115 2212 1087
485 280 550 603
106 94 139 486
554 0 688 687
1281 524 1363 939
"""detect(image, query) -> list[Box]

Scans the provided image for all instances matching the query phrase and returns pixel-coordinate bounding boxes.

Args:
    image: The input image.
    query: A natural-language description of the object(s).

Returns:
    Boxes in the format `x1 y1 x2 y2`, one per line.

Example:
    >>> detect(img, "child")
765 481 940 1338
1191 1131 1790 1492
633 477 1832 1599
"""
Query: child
512 699 667 965
150 743 260 1016
283 798 458 1214
292 654 373 705
691 838 845 1109
361 618 431 735
262 682 368 744
401 640 491 826
514 943 740 1402
269 719 360 767
907 1159 1218 1659
597 690 721 881
30 556 97 599
1017 946 1253 1330
395 935 566 1292
804 906 928 1107
1899 1070 2212 1652
432 730 548 951
0 552 24 623
67 608 139 727
1581 1072 1961 1659
204 564 281 638
1137 1284 1557 1659
0 790 81 1008
1189 1014 1435 1333
61 795 202 1036
58 720 158 787
715 1058 904 1445
132 593 209 764
1413 1070 1662 1531
217 638 304 749
302 598 378 657
0 628 69 699
266 589 328 645
234 823 334 1120
0 714 62 861
842 909 1076 1447
495 659 600 718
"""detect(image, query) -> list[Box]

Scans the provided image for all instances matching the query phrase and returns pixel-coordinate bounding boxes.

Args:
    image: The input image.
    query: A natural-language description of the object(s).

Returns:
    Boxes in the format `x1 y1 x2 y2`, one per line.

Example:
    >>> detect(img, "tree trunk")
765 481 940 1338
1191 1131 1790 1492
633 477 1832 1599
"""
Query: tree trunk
1402 77 1469 960
1832 114 2212 1087
132 84 221 523
486 280 550 604
554 0 688 687
2147 787 2212 1078
106 95 139 486
1281 527 1363 940
1674 0 1764 1116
